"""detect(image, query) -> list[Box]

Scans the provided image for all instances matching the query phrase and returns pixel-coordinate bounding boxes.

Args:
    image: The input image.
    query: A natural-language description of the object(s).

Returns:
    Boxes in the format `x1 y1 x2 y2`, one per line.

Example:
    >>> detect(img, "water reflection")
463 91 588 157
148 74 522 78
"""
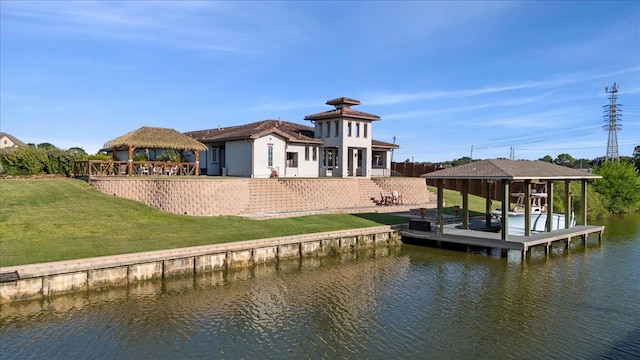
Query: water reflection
2 214 639 359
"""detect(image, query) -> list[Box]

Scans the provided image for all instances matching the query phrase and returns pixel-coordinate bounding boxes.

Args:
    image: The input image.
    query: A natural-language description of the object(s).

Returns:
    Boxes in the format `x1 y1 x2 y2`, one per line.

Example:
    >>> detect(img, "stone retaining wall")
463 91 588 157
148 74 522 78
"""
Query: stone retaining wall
88 177 435 216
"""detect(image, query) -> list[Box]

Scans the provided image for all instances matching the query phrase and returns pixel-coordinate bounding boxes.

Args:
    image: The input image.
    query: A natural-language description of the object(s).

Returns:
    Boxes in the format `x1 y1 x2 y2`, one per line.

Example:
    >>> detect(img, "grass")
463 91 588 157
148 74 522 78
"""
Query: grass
440 188 500 216
0 178 408 267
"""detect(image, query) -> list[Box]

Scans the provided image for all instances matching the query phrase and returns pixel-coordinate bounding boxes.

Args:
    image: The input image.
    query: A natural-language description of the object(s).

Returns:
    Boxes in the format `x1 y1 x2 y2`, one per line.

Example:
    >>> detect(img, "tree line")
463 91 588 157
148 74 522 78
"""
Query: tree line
405 147 640 217
3 143 639 217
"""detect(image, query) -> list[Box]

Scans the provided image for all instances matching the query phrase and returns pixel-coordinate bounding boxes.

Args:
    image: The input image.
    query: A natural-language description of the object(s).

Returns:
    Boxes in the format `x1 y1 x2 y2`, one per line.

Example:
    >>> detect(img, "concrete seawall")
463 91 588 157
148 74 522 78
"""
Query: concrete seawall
0 226 401 304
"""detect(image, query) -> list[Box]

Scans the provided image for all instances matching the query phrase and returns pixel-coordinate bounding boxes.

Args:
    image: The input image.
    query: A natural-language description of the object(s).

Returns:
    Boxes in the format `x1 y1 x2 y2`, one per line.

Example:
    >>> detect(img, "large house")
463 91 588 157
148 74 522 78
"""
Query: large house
185 97 398 178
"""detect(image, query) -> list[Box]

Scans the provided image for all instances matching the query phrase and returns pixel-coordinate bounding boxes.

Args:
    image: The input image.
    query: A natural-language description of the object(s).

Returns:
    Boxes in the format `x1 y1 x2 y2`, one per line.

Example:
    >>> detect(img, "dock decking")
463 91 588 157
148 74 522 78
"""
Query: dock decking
401 223 605 258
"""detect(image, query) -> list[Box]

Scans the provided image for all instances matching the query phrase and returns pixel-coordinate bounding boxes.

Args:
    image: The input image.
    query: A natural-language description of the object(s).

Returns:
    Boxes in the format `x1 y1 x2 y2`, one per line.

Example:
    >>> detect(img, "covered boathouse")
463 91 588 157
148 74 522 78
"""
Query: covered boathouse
405 159 605 258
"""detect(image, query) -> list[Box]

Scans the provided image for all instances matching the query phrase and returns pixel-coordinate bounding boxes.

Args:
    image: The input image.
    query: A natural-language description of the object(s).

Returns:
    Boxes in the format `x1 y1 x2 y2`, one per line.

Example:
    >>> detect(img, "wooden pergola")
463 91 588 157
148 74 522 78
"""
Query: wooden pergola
103 126 208 176
421 159 602 241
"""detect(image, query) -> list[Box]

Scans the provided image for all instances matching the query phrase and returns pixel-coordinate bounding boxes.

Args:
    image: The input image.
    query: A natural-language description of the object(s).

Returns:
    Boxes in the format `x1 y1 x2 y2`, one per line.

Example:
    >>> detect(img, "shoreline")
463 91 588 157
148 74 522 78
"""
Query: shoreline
0 226 402 304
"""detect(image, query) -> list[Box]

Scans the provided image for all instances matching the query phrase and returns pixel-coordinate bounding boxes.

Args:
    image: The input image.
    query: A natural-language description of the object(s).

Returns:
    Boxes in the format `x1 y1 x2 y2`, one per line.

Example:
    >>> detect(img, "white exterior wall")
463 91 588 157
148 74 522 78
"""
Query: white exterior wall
253 135 286 178
283 144 319 177
225 141 252 177
314 119 374 178
342 120 372 178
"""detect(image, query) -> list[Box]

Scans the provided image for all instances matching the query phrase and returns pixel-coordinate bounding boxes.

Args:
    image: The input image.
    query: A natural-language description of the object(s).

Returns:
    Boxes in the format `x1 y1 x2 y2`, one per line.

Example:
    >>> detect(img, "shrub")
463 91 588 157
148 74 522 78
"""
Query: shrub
0 145 90 176
133 153 148 161
157 149 180 162
592 161 640 214
1 146 47 175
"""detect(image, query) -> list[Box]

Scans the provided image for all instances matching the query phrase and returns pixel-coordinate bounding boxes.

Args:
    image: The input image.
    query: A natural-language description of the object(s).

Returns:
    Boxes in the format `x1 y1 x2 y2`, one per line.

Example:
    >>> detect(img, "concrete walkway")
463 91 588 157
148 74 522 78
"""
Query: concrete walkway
241 202 436 219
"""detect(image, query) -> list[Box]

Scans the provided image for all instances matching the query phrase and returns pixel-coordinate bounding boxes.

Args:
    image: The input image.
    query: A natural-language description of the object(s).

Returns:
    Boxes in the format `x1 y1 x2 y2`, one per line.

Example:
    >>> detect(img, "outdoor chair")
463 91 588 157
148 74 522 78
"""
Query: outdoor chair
392 190 403 205
380 191 392 206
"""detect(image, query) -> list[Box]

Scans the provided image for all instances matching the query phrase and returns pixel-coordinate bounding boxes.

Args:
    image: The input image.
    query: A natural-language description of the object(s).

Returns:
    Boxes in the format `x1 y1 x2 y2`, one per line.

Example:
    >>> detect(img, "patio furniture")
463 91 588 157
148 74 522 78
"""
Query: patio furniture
380 191 392 206
392 190 403 205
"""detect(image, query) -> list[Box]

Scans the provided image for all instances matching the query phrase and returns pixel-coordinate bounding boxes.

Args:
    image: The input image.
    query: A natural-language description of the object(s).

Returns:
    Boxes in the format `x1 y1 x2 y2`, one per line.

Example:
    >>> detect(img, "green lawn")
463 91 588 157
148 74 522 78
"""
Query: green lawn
440 187 500 216
0 178 408 267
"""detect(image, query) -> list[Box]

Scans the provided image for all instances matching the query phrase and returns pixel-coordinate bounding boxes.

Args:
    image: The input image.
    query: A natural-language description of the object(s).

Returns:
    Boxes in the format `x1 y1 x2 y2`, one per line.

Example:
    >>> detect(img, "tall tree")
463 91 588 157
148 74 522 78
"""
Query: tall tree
554 153 576 168
539 155 553 163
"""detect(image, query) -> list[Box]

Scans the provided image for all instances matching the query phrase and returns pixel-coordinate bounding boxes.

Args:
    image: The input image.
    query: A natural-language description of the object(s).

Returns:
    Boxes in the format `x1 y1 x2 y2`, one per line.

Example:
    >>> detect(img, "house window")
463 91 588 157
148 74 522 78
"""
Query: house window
318 123 323 137
373 154 382 168
364 124 368 138
312 147 317 161
356 123 360 137
287 152 298 167
347 122 352 137
305 146 310 161
335 121 339 137
323 148 338 167
326 122 330 138
268 144 273 167
211 148 218 164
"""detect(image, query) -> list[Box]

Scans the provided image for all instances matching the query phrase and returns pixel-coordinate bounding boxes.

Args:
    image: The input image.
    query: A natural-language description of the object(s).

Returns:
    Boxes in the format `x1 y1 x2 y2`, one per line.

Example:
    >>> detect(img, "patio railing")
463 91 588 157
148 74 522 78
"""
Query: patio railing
74 161 199 178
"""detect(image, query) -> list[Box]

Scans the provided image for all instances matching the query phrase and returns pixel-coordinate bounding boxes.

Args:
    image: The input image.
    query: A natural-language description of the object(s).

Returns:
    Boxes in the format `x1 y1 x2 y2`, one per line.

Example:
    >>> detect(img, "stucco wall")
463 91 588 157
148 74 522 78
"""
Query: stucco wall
225 141 252 177
254 135 286 178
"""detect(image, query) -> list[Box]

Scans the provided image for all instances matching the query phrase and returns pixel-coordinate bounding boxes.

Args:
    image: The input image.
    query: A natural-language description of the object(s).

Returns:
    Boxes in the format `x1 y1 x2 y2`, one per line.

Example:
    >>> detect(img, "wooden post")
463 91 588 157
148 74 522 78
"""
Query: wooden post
581 180 588 226
564 180 571 229
485 180 493 230
524 180 532 237
195 151 200 176
127 146 133 176
437 179 444 235
501 180 510 241
462 179 469 230
546 180 554 232
545 243 550 257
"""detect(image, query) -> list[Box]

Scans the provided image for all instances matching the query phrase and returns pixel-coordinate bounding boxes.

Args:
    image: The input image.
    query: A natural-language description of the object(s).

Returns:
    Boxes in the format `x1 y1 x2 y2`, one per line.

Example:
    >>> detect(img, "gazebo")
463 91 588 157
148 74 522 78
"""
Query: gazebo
421 159 602 240
94 126 207 176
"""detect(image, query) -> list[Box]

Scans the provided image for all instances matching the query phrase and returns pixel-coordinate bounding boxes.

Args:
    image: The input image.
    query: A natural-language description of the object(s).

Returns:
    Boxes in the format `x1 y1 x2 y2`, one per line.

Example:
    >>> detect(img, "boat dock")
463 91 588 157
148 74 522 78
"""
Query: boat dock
401 221 605 258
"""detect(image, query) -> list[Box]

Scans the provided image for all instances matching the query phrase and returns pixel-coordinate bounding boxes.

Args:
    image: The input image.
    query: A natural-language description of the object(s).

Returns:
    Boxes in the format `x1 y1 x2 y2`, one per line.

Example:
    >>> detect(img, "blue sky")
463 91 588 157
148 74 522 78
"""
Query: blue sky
1 1 638 162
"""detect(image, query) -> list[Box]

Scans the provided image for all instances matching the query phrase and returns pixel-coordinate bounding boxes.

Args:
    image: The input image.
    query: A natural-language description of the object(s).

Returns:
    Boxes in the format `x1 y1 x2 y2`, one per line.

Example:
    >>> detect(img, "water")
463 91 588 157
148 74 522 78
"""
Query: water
1 213 639 359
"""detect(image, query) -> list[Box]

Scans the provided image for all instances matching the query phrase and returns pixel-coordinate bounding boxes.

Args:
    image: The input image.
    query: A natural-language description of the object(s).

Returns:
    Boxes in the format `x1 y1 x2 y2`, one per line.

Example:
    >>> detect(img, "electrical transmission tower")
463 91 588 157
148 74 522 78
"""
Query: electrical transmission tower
603 82 622 161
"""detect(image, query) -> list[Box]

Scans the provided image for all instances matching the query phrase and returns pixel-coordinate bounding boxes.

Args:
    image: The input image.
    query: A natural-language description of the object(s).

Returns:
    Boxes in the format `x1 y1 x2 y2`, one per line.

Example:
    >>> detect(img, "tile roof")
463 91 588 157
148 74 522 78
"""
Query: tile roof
304 97 380 121
185 120 323 144
420 159 601 181
185 119 399 149
372 139 399 149
326 97 361 107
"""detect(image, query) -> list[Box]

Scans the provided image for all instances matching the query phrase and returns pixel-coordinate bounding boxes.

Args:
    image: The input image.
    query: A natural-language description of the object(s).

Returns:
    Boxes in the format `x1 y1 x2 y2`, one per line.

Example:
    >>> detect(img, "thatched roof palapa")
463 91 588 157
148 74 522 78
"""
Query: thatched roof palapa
104 126 208 151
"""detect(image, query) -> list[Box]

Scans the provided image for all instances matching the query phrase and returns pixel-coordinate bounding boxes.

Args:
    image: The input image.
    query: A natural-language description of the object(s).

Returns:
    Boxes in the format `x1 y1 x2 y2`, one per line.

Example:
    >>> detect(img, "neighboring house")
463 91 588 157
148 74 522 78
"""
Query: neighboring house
185 97 398 178
0 132 26 149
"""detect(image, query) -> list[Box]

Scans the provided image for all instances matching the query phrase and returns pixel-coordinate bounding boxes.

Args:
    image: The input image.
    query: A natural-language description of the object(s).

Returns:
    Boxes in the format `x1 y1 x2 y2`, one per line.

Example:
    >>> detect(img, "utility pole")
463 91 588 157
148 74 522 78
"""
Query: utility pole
470 145 474 160
603 83 622 161
390 135 396 164
390 135 396 175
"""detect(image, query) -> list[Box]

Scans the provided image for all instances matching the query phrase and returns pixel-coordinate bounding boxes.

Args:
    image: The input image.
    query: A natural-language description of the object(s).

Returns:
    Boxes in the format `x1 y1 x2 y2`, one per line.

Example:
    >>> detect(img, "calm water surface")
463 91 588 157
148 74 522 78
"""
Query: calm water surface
1 213 639 359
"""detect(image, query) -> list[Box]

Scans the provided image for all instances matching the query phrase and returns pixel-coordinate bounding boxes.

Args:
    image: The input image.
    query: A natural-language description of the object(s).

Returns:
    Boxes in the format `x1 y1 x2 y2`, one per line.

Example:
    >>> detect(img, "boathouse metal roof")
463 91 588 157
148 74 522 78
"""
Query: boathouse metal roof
420 159 601 181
